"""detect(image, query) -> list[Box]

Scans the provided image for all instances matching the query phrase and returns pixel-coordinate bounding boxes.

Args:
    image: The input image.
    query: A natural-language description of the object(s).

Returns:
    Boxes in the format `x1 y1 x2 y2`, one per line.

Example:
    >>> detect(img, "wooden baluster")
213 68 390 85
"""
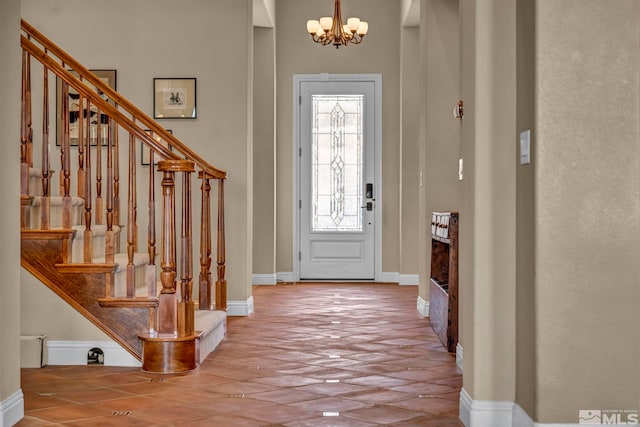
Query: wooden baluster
76 91 85 200
113 118 121 251
95 111 103 225
158 162 178 337
105 117 115 264
126 131 137 298
58 68 65 198
24 50 33 168
215 179 227 311
61 79 72 229
83 99 93 262
179 168 194 336
147 149 157 298
198 172 212 310
20 50 31 219
40 67 51 230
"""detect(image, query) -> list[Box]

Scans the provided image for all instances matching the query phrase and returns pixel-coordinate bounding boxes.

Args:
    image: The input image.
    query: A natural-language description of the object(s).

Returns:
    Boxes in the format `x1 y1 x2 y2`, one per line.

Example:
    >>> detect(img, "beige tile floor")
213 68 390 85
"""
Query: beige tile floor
18 283 463 426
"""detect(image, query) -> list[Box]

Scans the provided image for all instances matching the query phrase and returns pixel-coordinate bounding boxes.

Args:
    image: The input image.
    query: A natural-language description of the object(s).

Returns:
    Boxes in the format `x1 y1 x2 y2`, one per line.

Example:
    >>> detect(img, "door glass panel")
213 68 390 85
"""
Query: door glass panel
311 95 364 232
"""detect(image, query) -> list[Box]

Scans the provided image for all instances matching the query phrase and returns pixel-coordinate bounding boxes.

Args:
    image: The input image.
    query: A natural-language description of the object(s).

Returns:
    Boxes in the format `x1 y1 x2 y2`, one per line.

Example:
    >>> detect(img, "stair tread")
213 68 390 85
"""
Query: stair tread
194 309 226 335
92 252 150 270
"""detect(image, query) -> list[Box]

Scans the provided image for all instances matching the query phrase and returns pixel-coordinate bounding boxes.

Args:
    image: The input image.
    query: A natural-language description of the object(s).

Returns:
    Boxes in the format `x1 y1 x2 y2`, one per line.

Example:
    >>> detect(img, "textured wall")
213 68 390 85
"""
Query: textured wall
0 0 22 409
535 0 640 422
253 27 276 276
400 26 420 278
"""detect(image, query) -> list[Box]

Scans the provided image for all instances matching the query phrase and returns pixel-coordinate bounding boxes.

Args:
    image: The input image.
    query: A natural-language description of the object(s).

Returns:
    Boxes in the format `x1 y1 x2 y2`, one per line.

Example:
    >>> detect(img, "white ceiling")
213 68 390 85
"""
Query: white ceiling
253 0 420 28
402 0 420 27
254 0 275 27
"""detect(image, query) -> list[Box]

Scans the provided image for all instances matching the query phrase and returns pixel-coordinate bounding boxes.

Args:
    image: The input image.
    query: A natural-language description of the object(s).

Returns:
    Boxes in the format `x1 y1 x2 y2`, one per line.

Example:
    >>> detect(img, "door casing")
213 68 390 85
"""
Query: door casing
293 74 382 281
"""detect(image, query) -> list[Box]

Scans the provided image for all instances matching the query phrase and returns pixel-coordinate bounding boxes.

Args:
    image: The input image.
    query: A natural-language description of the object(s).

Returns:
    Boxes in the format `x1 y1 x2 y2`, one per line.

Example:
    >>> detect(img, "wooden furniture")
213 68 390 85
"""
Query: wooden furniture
429 211 459 353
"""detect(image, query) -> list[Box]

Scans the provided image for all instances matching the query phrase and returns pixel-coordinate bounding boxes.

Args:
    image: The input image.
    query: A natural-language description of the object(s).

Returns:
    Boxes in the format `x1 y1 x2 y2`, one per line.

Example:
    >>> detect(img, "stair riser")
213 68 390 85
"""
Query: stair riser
114 264 155 298
70 229 122 263
29 201 84 229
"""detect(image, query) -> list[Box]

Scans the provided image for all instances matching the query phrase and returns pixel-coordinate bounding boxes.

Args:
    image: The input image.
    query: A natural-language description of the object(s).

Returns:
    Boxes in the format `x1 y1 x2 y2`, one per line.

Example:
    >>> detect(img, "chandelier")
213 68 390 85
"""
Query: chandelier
306 0 368 49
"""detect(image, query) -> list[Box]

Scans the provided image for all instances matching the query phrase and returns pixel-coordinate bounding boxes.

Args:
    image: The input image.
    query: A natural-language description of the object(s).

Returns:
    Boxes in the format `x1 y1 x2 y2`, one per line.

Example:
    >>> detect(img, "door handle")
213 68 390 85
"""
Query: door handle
361 202 373 211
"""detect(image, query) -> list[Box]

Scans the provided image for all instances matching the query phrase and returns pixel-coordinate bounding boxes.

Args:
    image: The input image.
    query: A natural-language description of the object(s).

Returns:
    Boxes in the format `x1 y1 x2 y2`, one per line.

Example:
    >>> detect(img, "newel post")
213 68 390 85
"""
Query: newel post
156 159 195 337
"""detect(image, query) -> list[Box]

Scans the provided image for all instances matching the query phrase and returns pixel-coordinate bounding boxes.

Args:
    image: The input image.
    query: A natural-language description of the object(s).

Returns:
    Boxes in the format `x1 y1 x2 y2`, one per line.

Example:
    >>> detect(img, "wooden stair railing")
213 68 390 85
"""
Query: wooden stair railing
19 20 227 373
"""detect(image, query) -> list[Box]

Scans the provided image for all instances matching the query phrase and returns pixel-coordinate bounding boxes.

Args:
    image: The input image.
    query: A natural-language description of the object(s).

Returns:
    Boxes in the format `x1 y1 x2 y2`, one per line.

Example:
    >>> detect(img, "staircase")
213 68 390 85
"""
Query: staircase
19 20 228 373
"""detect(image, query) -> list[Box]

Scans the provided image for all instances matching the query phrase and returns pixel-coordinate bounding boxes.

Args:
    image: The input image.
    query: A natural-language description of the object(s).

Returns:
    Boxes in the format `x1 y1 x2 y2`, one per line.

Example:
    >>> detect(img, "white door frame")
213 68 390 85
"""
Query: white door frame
293 73 382 281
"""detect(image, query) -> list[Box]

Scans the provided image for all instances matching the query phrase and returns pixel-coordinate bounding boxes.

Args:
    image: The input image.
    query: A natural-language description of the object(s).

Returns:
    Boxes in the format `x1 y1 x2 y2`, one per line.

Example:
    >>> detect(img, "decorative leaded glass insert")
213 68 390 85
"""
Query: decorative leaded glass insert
311 95 364 231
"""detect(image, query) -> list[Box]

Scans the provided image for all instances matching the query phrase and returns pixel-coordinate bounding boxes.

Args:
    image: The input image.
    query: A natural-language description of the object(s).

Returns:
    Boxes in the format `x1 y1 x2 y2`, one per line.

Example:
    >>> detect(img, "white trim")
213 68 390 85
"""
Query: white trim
456 342 463 372
0 390 24 427
252 274 277 285
513 402 616 427
293 74 383 282
460 388 472 427
276 271 294 283
459 388 513 427
227 296 255 316
513 404 534 427
416 295 430 317
381 272 400 283
47 340 141 367
461 392 608 427
399 274 419 285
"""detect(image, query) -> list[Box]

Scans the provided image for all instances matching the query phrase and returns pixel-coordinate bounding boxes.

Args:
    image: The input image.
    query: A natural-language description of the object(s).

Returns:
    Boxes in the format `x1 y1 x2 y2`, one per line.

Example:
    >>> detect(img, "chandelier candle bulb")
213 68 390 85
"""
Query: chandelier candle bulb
357 21 368 36
320 17 333 31
347 17 360 31
307 20 320 34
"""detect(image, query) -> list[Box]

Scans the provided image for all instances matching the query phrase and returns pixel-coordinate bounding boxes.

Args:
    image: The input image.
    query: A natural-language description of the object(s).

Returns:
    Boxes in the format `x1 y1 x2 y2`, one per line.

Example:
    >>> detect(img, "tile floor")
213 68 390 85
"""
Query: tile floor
18 283 463 426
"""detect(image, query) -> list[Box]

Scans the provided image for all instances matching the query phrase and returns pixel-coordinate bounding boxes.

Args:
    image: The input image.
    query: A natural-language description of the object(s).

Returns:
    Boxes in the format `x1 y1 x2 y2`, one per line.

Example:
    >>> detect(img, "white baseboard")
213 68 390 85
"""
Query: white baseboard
456 342 463 372
416 295 429 317
252 274 277 285
513 404 535 427
459 388 513 427
47 341 141 367
0 390 24 427
227 296 254 316
513 402 617 427
461 389 614 427
399 274 419 285
276 272 408 284
276 272 294 283
381 272 399 283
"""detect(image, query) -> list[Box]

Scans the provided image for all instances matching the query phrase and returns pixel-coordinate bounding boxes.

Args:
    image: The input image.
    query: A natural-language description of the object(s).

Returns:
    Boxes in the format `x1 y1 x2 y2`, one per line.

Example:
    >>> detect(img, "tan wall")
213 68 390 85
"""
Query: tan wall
515 0 536 416
253 26 276 276
457 0 517 402
0 0 23 406
21 0 253 343
275 0 401 274
470 0 517 402
419 0 463 298
535 0 640 422
400 26 420 277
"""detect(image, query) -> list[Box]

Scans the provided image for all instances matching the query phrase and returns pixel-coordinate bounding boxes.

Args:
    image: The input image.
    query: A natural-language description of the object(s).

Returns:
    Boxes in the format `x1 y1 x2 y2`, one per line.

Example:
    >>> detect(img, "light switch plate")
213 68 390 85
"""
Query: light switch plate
520 130 531 165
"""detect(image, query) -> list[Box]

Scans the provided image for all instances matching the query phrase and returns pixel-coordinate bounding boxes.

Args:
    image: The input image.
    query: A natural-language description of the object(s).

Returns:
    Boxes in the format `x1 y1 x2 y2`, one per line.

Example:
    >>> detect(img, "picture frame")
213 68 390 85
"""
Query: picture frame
153 78 197 119
57 69 117 146
141 129 173 166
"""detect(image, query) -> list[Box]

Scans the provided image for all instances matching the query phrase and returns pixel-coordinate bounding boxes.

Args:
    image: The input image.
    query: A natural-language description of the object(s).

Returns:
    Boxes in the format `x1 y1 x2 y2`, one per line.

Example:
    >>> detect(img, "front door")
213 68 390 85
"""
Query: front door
296 76 379 280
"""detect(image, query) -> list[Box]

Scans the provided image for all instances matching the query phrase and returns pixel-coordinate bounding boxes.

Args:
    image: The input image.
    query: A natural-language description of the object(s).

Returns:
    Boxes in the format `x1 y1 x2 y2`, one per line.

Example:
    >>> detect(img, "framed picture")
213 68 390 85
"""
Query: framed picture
57 69 117 146
141 129 173 166
153 78 197 119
